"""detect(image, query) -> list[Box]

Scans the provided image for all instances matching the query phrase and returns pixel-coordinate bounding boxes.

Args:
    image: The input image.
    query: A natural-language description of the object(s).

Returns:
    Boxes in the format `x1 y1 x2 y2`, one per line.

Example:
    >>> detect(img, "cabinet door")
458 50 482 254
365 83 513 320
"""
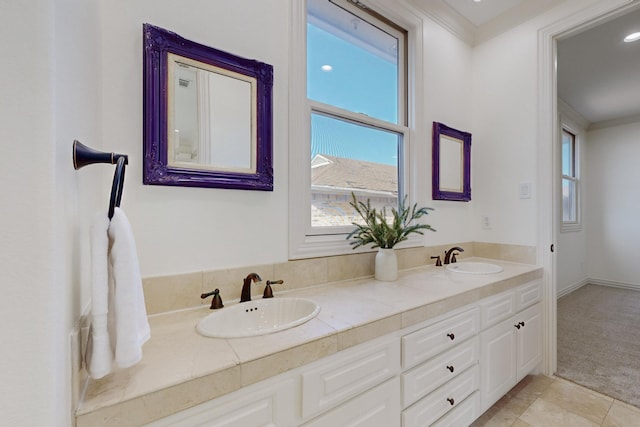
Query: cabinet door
516 303 542 381
302 377 400 427
480 318 517 412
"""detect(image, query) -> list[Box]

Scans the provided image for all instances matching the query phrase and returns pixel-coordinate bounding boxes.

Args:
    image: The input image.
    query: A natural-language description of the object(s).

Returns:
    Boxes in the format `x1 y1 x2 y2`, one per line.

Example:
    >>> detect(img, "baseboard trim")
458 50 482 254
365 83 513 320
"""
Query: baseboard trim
558 278 640 299
557 279 589 299
588 278 640 291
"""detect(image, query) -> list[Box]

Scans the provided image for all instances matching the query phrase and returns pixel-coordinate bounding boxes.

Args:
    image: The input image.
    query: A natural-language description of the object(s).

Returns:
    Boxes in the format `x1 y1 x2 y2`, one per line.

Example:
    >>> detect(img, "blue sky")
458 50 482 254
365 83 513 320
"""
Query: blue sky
307 23 399 166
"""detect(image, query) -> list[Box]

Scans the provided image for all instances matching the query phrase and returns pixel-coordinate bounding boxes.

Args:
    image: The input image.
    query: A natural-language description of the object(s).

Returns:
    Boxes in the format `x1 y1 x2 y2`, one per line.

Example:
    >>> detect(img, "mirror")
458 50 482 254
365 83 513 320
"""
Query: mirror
143 24 273 190
432 122 471 201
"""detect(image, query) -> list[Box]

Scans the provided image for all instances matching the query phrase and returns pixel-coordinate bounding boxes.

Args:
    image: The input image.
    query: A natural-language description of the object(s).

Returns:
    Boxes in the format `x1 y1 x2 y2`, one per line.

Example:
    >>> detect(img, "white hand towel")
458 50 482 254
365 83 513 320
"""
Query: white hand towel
108 207 151 369
86 213 113 379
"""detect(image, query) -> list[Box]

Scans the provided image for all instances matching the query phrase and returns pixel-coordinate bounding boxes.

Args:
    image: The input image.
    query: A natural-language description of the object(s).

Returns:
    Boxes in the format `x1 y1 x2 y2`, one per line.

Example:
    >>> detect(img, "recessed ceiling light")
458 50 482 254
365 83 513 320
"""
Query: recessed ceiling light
624 32 640 43
321 65 333 72
473 0 482 3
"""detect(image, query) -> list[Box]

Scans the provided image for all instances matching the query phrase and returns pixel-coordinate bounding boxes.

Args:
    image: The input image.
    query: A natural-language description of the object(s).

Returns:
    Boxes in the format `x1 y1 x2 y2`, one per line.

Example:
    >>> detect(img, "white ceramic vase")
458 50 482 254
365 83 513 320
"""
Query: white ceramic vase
375 248 398 281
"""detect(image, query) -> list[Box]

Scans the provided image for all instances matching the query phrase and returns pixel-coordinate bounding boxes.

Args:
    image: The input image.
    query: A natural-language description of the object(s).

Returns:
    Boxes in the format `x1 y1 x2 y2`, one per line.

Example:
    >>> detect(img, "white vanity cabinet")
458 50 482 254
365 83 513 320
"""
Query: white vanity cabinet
141 276 543 427
479 280 543 412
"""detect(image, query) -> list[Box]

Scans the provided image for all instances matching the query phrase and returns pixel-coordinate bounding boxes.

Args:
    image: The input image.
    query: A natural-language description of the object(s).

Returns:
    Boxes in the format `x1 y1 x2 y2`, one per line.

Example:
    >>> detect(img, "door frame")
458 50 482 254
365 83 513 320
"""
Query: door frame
537 0 637 376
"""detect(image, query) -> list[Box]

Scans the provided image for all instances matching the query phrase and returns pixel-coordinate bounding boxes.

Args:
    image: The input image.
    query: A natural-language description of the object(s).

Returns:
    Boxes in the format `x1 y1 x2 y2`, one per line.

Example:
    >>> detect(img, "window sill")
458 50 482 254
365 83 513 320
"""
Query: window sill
560 223 582 233
289 233 424 260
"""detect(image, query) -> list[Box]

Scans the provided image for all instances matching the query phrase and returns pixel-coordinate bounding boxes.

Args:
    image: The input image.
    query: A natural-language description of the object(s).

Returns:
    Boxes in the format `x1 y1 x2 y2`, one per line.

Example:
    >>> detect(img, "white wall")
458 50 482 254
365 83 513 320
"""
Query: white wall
470 16 539 245
420 10 474 245
99 0 290 282
469 0 604 248
586 121 640 287
0 1 56 422
0 0 101 424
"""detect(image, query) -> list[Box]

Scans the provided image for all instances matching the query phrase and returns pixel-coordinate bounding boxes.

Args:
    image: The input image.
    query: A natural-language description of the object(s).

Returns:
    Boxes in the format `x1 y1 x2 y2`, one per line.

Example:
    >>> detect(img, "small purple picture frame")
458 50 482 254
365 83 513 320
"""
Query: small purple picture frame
432 122 471 202
143 24 273 190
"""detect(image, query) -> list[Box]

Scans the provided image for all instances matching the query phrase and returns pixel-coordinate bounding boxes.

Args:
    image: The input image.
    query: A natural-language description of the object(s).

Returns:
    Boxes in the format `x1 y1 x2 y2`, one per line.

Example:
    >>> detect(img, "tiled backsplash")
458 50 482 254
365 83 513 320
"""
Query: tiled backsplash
142 242 536 315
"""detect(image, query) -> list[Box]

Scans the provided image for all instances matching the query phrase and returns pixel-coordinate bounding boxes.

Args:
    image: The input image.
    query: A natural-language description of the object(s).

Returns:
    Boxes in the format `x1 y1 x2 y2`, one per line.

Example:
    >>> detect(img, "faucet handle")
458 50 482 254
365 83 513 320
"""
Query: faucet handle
263 280 284 298
451 252 459 263
201 288 224 309
430 256 442 267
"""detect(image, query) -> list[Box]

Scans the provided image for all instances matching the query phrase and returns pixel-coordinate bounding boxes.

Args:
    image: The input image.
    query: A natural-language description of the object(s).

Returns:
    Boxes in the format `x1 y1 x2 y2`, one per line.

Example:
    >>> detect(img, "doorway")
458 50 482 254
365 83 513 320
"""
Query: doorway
541 0 640 406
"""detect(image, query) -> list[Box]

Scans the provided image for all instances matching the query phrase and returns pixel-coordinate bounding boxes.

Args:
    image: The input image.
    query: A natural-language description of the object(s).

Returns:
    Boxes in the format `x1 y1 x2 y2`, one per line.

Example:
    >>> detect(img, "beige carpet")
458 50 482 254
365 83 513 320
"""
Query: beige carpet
557 284 640 408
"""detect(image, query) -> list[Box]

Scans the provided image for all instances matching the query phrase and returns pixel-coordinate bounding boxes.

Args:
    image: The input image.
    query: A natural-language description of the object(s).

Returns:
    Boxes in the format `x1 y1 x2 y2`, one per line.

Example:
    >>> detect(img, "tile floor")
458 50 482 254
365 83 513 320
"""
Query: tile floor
471 375 640 426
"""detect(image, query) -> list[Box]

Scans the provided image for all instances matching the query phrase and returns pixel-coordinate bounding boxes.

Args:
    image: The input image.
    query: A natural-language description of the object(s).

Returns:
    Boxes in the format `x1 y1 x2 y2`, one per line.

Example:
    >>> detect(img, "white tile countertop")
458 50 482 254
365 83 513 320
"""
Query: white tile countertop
75 258 542 427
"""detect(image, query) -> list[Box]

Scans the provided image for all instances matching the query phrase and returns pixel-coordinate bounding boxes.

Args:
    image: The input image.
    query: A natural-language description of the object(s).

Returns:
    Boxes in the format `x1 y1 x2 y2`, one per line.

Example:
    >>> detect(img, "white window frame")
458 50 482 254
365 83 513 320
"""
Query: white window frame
560 123 581 232
288 0 425 259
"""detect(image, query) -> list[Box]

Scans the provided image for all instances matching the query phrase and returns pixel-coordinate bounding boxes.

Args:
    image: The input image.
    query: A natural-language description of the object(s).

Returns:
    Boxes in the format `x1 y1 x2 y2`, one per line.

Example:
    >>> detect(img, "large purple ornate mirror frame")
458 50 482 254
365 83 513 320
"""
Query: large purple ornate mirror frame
432 122 471 201
143 24 273 190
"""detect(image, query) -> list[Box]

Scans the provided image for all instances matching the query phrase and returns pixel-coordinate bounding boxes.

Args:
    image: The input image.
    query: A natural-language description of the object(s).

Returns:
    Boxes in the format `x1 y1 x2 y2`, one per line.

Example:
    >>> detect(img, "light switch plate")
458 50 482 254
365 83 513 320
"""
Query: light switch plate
519 182 532 199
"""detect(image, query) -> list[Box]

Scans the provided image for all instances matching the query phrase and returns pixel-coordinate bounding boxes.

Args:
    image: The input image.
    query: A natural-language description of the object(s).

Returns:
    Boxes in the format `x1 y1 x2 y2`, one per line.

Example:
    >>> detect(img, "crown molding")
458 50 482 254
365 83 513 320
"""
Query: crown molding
407 0 475 45
475 0 563 45
588 114 640 131
558 98 591 131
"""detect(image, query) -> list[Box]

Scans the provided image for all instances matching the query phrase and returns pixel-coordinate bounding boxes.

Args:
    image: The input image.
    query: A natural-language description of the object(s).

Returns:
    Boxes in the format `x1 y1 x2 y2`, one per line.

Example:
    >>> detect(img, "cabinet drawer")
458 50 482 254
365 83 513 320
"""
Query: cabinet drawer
302 337 400 419
302 377 400 427
145 378 295 427
431 391 480 427
517 280 542 310
402 308 479 369
402 337 478 407
402 366 479 427
479 291 517 329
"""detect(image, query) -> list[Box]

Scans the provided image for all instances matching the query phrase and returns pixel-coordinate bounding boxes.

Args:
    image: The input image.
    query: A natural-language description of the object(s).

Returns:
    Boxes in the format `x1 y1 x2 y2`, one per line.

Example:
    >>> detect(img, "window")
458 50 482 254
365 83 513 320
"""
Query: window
308 0 406 228
289 0 422 258
561 128 580 230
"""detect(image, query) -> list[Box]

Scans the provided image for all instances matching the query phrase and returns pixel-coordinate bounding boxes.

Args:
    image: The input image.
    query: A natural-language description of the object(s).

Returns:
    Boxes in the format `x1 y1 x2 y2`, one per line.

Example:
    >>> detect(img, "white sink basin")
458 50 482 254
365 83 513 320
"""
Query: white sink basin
197 297 320 338
445 262 503 274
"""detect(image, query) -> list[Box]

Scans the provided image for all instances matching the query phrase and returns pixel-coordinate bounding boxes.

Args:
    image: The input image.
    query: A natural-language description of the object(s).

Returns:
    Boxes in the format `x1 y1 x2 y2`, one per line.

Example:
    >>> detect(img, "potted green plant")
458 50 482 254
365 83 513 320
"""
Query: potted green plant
346 193 435 281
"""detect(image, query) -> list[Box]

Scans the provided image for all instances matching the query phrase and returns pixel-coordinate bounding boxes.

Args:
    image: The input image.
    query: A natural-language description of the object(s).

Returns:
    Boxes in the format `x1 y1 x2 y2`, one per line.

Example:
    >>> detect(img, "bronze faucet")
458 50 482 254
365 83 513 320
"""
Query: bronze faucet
200 288 224 309
444 246 464 264
240 273 262 302
263 279 284 298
